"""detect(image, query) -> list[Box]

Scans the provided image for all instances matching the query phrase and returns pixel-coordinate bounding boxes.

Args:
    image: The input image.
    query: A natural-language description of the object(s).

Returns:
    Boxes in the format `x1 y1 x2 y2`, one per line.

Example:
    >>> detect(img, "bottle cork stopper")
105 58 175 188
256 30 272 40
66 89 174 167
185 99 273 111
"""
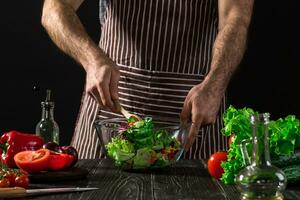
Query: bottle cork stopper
46 89 51 102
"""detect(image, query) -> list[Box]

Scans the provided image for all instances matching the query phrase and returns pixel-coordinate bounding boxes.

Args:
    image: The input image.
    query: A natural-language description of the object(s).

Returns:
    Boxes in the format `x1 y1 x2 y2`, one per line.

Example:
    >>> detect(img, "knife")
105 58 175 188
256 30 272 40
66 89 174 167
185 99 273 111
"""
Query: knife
0 187 99 198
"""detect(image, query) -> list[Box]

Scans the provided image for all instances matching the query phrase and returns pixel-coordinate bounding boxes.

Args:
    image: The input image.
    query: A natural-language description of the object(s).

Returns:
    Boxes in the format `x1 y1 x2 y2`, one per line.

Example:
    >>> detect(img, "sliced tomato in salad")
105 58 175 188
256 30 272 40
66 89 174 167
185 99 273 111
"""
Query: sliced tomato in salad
162 147 176 160
150 152 158 164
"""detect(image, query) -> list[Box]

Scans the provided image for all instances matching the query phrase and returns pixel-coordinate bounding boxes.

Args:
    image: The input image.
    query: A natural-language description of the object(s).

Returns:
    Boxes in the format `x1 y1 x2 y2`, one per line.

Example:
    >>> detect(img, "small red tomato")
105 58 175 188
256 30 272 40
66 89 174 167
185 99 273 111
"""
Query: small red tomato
0 178 10 188
15 175 29 189
150 152 158 165
4 170 16 187
166 147 175 160
207 151 228 180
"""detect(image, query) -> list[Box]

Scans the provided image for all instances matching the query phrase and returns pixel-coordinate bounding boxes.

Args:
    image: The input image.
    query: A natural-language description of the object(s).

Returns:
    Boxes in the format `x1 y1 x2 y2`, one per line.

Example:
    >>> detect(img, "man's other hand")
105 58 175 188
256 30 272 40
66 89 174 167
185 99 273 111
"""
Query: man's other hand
180 83 222 151
85 55 120 112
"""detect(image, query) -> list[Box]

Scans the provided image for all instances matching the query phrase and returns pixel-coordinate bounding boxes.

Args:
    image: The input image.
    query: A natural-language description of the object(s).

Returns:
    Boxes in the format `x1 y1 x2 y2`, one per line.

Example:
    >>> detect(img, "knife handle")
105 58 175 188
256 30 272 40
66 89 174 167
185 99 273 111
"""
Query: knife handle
0 187 26 198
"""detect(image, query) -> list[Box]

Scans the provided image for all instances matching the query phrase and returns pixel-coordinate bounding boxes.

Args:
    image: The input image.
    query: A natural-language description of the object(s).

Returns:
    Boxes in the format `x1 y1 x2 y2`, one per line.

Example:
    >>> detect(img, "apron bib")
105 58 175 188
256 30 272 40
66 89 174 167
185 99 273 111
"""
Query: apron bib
71 0 228 159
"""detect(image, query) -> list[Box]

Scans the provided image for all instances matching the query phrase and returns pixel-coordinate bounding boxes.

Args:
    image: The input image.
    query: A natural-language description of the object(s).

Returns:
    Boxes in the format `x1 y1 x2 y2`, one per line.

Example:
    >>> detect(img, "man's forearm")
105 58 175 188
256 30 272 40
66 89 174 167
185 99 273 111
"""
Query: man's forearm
41 0 104 70
204 14 252 96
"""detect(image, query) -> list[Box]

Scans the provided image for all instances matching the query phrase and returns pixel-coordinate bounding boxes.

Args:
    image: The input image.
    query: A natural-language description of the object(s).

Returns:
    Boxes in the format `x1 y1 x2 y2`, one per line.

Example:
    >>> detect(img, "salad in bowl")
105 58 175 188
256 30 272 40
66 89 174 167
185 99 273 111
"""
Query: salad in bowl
94 116 188 170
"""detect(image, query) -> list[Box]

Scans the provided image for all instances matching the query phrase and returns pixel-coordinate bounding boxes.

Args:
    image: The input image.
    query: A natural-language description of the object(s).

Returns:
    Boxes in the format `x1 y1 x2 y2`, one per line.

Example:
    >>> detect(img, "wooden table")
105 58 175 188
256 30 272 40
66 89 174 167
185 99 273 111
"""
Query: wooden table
23 159 300 200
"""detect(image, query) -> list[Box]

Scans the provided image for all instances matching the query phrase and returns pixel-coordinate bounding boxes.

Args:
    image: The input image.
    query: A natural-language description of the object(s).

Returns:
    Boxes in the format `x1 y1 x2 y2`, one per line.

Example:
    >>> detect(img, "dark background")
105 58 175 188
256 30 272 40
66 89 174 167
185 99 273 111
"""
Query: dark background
0 1 299 145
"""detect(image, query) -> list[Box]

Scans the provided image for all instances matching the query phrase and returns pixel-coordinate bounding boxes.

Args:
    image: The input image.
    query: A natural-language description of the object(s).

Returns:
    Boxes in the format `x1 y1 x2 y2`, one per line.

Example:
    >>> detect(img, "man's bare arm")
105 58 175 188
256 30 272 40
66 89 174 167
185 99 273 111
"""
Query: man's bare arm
41 0 106 70
41 0 120 110
203 0 254 96
181 0 253 149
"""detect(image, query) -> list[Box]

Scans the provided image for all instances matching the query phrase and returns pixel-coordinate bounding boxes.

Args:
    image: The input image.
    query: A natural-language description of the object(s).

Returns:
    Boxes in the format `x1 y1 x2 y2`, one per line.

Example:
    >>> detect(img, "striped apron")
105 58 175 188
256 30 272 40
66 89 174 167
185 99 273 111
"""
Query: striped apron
71 0 228 159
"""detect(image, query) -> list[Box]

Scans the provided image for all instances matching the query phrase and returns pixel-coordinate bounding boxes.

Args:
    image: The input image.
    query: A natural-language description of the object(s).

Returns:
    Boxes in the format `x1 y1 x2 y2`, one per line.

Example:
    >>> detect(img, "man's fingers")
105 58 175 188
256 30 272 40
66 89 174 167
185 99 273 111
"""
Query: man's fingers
97 84 114 110
185 122 201 151
110 69 120 112
184 106 204 151
110 76 119 100
88 89 103 107
180 100 191 125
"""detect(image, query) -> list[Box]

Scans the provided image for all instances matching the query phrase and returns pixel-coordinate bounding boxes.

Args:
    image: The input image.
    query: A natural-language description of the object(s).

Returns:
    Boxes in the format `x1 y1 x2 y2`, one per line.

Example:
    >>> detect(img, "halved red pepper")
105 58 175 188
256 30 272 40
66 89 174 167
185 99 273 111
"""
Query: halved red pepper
43 142 78 168
47 151 74 171
0 130 44 168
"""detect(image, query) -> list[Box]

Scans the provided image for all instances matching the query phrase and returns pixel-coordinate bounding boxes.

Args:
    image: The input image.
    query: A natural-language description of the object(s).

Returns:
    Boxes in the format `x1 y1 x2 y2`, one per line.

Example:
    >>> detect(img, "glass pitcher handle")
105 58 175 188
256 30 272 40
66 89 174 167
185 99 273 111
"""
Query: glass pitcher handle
240 139 251 166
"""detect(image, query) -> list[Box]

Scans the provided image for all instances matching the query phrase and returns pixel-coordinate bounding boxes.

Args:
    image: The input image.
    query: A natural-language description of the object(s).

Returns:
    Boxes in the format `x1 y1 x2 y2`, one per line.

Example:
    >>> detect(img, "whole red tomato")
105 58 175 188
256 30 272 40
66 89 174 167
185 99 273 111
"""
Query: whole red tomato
0 178 10 188
3 170 16 187
15 174 29 189
207 151 228 180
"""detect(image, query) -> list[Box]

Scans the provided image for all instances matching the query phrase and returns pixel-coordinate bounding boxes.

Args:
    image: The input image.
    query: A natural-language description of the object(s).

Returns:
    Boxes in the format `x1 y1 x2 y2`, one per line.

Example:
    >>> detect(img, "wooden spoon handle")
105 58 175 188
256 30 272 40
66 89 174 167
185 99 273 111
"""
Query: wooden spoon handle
119 106 132 119
114 100 142 121
0 187 27 198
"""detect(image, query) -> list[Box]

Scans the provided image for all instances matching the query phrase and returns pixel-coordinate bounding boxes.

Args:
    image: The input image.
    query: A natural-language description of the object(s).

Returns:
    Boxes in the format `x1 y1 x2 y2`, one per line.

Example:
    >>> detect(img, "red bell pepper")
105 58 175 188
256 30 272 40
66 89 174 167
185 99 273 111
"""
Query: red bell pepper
43 142 78 168
47 151 74 171
0 130 44 168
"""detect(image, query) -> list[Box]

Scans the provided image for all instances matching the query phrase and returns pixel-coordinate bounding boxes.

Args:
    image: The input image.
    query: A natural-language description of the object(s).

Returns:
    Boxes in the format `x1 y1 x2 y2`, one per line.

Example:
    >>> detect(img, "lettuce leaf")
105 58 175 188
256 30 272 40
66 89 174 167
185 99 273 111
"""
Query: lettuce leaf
269 115 300 156
220 105 255 185
221 105 255 139
106 137 135 161
220 105 300 185
133 148 155 169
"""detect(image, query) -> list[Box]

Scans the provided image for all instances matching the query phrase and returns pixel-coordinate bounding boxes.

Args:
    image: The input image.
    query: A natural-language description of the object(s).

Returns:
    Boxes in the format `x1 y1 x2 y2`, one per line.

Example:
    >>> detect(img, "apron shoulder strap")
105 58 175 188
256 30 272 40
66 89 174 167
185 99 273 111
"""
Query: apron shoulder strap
99 0 109 27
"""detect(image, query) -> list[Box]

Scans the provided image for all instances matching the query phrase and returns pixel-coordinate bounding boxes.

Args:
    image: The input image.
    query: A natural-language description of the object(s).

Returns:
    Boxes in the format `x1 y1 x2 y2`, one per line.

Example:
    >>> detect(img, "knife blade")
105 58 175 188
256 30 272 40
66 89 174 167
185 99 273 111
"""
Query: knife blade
0 187 99 198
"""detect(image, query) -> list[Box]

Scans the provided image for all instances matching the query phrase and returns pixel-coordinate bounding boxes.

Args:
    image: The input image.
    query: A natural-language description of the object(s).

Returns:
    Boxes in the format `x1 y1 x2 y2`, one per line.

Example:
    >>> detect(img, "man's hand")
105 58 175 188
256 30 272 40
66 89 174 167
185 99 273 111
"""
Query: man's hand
41 0 121 111
180 83 222 150
85 56 120 111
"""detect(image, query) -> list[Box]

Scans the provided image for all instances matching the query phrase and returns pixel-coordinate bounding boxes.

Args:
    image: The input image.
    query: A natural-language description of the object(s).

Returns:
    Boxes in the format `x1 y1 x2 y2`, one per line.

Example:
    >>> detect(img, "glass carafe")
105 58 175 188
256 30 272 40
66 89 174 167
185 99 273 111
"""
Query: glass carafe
36 90 60 144
236 113 287 200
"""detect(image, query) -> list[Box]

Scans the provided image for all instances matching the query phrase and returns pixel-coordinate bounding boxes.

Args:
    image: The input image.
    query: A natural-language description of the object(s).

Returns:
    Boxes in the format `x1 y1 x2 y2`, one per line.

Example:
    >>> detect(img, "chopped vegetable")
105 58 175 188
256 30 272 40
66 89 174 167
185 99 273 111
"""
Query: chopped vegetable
106 117 181 169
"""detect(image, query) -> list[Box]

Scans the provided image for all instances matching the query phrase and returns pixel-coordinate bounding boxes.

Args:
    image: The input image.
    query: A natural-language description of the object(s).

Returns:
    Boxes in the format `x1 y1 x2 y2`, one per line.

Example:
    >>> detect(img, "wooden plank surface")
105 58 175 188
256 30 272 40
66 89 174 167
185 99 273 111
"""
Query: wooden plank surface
151 160 227 200
29 159 153 200
20 159 300 200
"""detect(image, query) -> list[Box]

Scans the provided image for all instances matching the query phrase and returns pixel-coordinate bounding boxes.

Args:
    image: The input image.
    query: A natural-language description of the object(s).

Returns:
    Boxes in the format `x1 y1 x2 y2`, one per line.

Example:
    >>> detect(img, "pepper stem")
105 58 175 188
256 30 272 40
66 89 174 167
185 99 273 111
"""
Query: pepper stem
0 143 8 150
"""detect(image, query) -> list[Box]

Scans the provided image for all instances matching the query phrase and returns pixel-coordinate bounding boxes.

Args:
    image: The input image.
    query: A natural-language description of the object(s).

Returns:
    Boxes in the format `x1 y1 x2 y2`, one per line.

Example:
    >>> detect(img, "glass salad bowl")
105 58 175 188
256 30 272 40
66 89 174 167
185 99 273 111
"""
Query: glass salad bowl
94 117 188 170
